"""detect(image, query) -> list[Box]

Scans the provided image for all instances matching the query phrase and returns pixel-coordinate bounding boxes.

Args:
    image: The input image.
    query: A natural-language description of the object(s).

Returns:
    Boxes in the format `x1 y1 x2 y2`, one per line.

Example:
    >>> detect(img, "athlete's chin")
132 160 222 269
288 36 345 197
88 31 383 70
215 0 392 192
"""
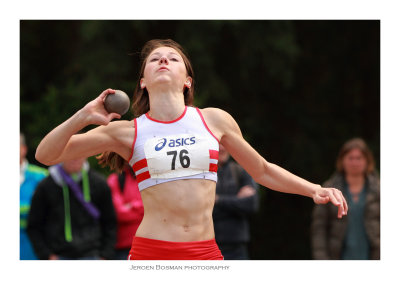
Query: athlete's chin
151 77 174 85
150 79 182 91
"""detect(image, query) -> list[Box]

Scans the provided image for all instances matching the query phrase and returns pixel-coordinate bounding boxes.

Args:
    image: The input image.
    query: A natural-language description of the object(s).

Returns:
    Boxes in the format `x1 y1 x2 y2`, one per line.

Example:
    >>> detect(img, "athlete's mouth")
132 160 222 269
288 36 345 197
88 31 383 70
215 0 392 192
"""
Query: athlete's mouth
158 66 169 71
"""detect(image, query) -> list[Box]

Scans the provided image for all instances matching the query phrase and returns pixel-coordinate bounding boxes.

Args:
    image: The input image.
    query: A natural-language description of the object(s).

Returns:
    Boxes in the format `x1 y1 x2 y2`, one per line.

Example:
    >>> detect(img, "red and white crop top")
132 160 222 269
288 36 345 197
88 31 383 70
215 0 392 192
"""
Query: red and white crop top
128 106 219 191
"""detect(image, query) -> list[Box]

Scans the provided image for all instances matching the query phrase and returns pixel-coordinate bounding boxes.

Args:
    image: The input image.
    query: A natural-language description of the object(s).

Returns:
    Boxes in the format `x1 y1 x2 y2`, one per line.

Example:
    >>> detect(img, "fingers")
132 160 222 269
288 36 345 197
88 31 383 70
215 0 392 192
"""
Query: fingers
316 195 330 204
108 112 121 121
104 88 116 95
335 188 348 215
100 88 116 101
315 188 347 219
335 188 348 217
328 188 347 218
98 113 121 125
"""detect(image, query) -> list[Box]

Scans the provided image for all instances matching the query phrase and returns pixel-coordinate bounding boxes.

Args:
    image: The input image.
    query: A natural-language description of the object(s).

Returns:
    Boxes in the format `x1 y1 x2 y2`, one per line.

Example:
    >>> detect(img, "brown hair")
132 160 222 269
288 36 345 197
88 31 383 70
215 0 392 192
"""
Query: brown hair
336 137 375 175
97 39 195 172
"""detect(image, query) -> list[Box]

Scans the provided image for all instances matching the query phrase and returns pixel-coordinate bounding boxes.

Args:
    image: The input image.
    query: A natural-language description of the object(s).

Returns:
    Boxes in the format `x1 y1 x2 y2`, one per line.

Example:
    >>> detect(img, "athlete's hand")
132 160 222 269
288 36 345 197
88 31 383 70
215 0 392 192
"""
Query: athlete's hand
80 89 121 126
313 186 348 218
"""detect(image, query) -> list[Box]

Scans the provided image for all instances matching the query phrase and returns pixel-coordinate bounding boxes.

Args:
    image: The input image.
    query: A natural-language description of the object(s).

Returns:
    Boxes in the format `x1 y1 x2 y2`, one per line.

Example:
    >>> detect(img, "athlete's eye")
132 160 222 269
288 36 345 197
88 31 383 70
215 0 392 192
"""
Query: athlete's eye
150 58 158 62
171 58 178 62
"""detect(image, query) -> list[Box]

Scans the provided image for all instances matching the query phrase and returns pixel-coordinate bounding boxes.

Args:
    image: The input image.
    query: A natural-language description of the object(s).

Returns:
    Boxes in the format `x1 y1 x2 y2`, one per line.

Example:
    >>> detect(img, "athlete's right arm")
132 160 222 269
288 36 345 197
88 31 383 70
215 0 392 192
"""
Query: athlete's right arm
35 89 125 166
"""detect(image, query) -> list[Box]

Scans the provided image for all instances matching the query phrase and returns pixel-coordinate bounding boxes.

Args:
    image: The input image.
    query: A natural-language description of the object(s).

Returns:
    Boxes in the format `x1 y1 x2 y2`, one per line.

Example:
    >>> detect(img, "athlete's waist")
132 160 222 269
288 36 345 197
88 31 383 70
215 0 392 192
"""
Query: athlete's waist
132 236 218 246
128 235 224 260
136 215 215 242
134 231 216 243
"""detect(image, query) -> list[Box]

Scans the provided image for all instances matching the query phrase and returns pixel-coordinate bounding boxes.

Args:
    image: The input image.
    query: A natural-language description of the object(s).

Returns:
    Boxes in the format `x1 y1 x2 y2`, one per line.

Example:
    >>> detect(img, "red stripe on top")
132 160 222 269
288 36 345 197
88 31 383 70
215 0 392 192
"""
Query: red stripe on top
209 163 218 172
132 158 148 172
195 108 220 143
136 171 151 183
128 118 138 163
145 106 187 124
209 149 219 160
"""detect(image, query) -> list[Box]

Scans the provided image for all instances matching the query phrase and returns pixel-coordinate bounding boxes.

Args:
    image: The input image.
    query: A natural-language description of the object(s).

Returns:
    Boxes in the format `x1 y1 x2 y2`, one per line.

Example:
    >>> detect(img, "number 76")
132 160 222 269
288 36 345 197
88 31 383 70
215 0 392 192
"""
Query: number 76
167 149 191 170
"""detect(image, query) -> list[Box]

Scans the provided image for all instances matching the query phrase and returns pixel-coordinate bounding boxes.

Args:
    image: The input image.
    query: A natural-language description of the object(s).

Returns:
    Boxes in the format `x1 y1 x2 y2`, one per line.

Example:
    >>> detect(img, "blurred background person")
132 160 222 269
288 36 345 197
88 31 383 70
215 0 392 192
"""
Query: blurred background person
27 158 117 260
212 144 259 260
311 138 380 260
107 163 144 260
20 132 48 260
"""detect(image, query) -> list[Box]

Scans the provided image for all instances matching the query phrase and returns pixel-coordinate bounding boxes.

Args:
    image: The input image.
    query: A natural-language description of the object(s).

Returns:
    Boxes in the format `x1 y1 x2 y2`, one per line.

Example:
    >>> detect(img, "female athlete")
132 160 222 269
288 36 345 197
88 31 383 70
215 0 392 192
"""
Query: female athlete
36 39 348 260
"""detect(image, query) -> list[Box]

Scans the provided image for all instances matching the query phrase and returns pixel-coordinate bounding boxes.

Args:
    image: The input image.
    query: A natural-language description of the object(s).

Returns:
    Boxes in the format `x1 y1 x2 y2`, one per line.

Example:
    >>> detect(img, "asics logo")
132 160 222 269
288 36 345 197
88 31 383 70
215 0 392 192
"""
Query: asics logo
155 138 167 151
154 137 196 151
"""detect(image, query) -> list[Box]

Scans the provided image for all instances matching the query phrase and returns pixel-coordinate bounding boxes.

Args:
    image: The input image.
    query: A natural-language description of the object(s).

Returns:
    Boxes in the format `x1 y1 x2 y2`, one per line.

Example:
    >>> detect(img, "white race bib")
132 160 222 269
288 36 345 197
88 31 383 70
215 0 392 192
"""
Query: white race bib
144 134 210 179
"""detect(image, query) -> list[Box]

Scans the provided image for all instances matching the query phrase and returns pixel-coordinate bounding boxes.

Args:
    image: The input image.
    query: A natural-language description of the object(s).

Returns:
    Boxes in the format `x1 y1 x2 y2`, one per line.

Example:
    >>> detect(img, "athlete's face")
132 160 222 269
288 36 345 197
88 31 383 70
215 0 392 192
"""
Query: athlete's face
141 46 191 92
342 148 367 176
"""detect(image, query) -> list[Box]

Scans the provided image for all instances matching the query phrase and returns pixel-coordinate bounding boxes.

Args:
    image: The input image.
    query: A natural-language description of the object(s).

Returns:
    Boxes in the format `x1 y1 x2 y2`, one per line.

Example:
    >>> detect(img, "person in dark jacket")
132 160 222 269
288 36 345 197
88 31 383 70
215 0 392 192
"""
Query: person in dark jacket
27 158 117 260
311 138 380 260
212 144 259 260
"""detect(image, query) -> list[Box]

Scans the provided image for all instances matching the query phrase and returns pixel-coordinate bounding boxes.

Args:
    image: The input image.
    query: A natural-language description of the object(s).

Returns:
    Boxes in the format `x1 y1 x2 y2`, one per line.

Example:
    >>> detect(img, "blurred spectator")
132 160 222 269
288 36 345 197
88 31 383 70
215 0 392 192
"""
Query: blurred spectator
107 164 144 260
20 133 48 260
27 158 117 260
311 138 380 260
212 144 259 260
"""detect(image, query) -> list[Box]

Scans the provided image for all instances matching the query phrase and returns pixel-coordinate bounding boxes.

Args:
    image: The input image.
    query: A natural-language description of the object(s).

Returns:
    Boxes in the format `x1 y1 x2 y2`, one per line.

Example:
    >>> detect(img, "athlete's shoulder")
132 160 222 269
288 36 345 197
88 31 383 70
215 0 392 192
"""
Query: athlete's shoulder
196 107 239 138
199 107 237 127
197 107 233 122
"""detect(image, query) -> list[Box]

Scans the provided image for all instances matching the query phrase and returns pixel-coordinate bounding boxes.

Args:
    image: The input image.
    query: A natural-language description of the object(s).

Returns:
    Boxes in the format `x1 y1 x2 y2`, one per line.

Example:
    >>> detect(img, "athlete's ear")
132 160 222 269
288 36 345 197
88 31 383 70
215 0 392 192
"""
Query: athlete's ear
140 78 146 89
184 77 192 89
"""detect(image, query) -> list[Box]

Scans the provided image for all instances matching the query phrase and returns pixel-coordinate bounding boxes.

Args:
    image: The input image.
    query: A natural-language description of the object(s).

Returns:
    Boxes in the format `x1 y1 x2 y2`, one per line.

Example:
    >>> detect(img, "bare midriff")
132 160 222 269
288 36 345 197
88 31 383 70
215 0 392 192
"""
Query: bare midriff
135 179 216 242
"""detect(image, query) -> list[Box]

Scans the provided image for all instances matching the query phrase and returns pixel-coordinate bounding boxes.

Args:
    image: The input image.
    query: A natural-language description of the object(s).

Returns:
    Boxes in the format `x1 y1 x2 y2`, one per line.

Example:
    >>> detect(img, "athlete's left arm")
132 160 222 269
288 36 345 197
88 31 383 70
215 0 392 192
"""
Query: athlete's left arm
201 108 348 219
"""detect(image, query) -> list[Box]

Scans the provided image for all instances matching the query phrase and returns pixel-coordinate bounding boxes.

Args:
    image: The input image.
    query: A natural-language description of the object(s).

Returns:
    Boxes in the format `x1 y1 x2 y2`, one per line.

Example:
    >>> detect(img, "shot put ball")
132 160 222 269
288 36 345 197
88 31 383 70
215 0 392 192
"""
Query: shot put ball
104 90 130 115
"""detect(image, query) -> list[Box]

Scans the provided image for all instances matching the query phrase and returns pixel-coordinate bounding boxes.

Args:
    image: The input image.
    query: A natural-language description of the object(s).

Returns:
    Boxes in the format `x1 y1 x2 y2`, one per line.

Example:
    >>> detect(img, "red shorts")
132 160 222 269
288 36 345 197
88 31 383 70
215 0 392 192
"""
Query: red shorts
128 236 224 260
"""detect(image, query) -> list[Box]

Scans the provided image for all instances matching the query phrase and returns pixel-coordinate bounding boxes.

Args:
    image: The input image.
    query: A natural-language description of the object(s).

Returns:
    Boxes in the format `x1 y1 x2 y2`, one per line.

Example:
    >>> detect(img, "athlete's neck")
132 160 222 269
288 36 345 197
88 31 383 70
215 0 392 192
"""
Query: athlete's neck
148 90 186 121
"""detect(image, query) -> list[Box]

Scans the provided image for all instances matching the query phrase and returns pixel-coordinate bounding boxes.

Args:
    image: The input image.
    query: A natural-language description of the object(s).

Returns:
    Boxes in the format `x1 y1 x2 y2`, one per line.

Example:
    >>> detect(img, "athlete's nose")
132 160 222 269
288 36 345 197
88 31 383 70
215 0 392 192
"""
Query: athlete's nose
159 56 169 65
